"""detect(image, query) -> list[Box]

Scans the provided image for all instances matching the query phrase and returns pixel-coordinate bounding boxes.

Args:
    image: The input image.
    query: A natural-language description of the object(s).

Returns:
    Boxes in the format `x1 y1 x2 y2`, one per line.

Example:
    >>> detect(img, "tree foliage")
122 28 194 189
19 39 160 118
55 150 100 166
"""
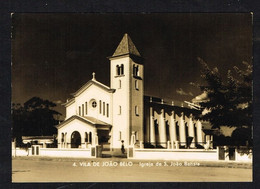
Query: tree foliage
12 97 61 145
197 57 252 130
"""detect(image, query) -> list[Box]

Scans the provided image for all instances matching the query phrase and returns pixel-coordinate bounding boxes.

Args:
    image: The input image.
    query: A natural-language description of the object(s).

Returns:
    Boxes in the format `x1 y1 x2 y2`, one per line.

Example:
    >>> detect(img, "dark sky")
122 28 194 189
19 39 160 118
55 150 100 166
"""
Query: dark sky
11 13 252 118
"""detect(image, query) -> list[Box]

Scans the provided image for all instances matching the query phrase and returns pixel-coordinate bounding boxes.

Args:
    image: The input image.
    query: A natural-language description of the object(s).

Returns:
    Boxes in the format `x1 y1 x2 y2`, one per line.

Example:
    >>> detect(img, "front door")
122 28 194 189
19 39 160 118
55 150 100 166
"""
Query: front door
71 131 81 148
98 130 110 149
97 130 111 157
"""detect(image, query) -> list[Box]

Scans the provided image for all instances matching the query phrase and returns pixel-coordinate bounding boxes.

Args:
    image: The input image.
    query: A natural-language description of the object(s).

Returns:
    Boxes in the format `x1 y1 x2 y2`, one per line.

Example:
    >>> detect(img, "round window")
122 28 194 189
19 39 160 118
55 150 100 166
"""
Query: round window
92 101 97 108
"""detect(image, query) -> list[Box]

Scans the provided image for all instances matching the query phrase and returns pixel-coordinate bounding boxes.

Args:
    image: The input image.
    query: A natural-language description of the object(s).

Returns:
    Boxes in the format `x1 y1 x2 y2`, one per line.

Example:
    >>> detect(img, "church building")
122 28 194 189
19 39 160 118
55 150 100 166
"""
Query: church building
55 34 213 152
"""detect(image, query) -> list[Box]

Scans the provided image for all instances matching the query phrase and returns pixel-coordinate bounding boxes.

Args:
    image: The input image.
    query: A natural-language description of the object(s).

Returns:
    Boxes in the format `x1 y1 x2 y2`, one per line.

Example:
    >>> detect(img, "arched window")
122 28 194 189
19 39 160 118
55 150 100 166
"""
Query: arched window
85 132 88 143
82 104 84 116
107 103 109 117
116 65 120 75
99 100 102 114
135 106 139 116
103 102 105 115
121 64 124 75
133 65 139 76
135 80 138 90
89 132 92 143
136 65 139 76
118 80 121 89
118 105 121 115
61 133 64 143
79 106 81 116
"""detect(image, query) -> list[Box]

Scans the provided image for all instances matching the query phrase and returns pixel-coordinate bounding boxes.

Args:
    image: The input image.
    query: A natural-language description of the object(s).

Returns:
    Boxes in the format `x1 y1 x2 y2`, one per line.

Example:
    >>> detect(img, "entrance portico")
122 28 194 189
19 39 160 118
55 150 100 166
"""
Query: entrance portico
56 115 111 149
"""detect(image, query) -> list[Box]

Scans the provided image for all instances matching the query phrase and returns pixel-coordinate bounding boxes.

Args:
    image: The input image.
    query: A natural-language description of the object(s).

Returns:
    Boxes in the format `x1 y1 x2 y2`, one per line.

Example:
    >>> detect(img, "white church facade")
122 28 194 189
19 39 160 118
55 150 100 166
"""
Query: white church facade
55 33 213 153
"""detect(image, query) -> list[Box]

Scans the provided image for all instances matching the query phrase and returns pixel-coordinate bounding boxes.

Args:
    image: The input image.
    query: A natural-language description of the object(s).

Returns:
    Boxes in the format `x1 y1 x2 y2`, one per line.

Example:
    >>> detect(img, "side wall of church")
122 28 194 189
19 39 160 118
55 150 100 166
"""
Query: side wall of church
130 59 144 145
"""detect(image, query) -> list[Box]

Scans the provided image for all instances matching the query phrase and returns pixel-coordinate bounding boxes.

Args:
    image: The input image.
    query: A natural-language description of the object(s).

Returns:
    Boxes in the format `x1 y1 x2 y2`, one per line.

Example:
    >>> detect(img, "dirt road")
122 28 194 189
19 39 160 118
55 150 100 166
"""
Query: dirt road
12 157 252 182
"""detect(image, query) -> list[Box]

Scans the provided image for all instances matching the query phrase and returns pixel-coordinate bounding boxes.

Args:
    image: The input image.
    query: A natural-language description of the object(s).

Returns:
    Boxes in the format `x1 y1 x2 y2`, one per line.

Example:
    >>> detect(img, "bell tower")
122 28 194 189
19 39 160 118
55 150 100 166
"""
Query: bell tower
108 33 144 150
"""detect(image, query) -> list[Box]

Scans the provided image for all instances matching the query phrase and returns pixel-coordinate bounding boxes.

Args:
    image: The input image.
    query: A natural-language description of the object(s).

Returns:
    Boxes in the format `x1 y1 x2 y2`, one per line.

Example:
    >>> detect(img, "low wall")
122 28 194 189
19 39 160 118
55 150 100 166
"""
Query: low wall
12 148 31 157
131 148 218 161
236 151 252 162
40 148 92 158
12 147 93 158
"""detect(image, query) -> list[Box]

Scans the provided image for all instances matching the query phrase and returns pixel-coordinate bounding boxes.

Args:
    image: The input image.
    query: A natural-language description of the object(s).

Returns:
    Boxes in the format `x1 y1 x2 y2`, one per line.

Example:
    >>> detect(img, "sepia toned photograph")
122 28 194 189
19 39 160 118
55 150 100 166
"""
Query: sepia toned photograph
11 13 252 182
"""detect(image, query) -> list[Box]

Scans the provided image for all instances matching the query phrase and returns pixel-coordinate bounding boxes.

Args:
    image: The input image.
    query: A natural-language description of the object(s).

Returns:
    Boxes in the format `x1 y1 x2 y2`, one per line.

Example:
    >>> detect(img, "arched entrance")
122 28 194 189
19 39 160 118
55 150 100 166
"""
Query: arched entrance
71 131 81 148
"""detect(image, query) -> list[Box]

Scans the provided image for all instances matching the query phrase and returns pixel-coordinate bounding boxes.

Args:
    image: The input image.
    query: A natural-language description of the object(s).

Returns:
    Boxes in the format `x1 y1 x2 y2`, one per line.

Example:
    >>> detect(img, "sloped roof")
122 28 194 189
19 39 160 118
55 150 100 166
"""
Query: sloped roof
112 33 141 57
22 136 54 140
71 79 115 97
55 115 111 129
144 95 190 108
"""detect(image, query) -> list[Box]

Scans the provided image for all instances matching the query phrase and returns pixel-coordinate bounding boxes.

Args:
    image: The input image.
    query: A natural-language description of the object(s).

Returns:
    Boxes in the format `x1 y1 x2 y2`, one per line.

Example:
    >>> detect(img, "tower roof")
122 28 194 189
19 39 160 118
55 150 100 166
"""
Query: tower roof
112 33 141 57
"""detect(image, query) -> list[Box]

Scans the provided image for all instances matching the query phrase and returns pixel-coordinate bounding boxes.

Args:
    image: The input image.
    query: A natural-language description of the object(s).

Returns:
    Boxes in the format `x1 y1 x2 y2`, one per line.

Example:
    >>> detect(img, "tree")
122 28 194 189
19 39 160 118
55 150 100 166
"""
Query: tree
12 97 61 145
196 58 252 145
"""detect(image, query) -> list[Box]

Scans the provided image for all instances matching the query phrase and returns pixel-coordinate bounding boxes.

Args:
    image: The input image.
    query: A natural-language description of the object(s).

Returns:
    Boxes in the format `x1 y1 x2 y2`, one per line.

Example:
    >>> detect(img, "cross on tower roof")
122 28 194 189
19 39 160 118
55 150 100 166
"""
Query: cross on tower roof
112 33 141 57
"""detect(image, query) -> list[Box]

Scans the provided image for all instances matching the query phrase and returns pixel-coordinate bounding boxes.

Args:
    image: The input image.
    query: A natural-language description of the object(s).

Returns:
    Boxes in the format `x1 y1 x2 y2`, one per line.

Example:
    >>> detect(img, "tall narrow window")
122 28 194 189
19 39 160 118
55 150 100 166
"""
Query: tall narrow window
103 102 105 115
89 132 92 143
116 65 120 75
99 100 102 114
118 80 121 89
106 104 109 117
136 65 139 76
121 64 124 75
135 80 138 90
82 104 84 116
85 132 88 143
119 131 121 141
118 106 121 115
133 65 139 76
79 106 81 116
61 133 64 143
133 65 136 75
135 106 139 116
85 102 87 115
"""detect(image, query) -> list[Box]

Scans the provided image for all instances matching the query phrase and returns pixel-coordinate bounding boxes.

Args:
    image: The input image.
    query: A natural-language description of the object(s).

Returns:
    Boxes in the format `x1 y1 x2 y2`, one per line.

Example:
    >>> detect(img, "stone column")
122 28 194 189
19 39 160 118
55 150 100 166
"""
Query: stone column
94 132 99 146
65 133 67 148
145 108 150 143
166 141 170 149
150 107 156 145
67 133 71 148
196 120 203 145
130 131 136 146
179 112 186 147
159 109 167 148
169 111 177 142
188 114 196 148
